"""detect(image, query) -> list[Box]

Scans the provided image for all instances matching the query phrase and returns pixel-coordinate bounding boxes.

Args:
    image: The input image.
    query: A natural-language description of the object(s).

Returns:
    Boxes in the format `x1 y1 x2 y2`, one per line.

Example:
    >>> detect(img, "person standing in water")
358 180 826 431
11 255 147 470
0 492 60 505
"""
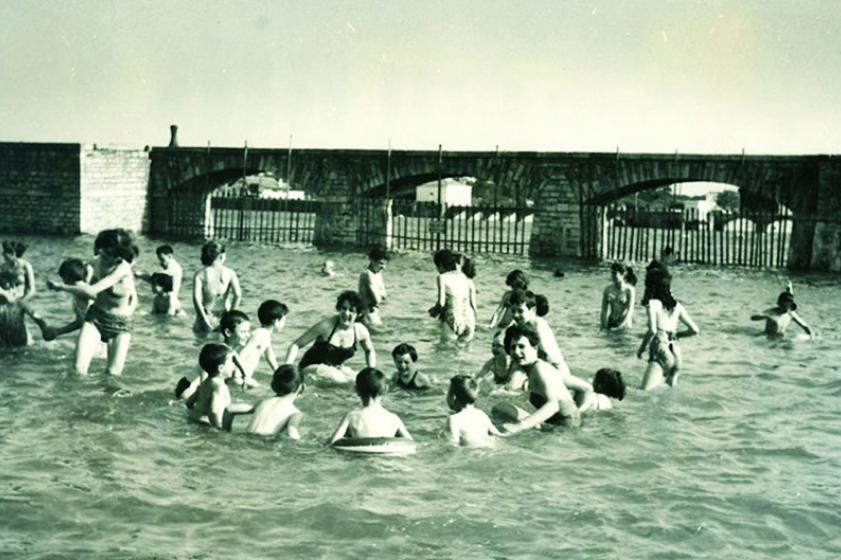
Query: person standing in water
600 262 637 330
358 247 389 328
429 249 475 342
0 240 39 347
192 241 241 336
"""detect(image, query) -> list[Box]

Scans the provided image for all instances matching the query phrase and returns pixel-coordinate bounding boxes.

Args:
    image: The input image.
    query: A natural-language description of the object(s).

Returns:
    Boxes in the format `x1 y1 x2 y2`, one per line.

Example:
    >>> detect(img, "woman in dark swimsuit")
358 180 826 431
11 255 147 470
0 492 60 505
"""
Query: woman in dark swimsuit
285 291 376 383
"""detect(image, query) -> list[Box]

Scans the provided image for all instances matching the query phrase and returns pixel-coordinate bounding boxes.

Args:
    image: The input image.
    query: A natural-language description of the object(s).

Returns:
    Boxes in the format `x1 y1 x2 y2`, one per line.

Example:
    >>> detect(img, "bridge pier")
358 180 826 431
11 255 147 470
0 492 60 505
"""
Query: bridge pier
809 158 841 271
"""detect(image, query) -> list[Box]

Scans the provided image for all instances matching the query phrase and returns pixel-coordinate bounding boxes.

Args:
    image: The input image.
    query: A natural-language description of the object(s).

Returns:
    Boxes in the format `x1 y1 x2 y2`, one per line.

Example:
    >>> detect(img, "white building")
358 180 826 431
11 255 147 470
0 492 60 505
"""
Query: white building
416 179 472 206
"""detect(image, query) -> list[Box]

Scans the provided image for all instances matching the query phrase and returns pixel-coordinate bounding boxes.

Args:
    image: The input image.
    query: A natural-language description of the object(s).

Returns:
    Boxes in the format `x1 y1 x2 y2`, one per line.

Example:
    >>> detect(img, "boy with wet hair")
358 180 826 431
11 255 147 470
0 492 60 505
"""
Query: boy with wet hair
226 364 306 437
41 258 91 341
358 247 390 328
186 343 236 429
148 245 184 316
751 282 814 338
329 367 412 443
391 342 431 390
239 299 289 379
447 375 504 446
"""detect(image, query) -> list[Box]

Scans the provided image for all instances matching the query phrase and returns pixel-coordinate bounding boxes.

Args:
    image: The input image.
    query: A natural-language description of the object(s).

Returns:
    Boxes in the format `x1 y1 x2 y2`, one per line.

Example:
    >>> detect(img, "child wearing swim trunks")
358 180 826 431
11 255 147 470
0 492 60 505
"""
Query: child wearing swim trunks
358 247 389 328
391 343 431 390
447 375 504 446
329 367 412 443
139 245 184 316
239 300 288 380
750 282 814 338
579 368 626 413
185 343 237 429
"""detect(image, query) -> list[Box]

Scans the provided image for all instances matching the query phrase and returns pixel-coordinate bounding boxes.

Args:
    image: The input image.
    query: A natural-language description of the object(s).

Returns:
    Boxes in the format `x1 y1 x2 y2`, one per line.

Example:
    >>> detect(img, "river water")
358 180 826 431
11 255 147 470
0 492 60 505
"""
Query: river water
2 235 840 559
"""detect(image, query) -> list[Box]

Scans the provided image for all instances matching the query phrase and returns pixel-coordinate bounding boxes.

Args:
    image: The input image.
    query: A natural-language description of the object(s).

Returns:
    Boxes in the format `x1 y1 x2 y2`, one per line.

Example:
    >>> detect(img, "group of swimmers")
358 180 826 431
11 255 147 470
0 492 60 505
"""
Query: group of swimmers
0 231 816 447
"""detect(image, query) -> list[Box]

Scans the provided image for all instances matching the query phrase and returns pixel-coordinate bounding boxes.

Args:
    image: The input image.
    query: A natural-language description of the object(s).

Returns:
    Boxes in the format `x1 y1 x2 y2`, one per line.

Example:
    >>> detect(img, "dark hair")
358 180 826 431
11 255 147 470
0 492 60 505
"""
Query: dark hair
610 262 637 286
449 375 479 408
642 267 676 310
58 258 86 283
356 367 387 403
503 323 541 354
199 343 231 376
368 247 390 261
271 364 303 396
200 241 225 266
94 229 137 263
156 245 174 257
534 293 550 317
219 309 249 335
151 272 173 292
391 343 418 362
258 300 289 325
462 258 476 279
663 246 674 257
2 241 26 257
776 291 797 311
433 249 459 272
433 249 450 269
593 368 626 400
336 290 363 312
506 269 529 290
508 289 549 316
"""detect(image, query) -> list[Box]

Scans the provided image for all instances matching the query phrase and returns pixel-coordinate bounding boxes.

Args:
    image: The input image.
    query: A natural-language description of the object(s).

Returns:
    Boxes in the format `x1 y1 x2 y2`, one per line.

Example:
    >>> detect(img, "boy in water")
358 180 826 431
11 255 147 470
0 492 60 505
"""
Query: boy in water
329 367 412 443
321 260 337 277
142 245 184 316
185 343 236 429
477 332 527 391
41 259 91 341
239 364 305 437
447 375 504 446
391 343 431 390
238 300 288 380
751 282 814 338
578 368 626 413
358 247 389 328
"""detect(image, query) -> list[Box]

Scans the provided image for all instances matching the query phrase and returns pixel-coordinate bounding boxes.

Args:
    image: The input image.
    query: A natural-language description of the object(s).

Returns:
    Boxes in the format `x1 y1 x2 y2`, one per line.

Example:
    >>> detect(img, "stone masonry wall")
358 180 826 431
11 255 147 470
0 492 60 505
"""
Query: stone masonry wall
0 142 81 234
529 170 582 257
80 145 151 234
810 158 841 271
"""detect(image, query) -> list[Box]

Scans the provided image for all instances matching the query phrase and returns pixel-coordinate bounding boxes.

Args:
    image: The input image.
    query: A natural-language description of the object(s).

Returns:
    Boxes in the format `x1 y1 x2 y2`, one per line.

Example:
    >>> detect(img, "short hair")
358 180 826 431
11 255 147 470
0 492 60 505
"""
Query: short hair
593 368 626 400
156 245 174 257
391 343 418 362
199 343 231 375
433 249 459 271
449 375 479 407
506 269 529 290
462 258 476 279
356 367 387 403
258 300 289 325
503 323 541 354
271 364 303 396
151 272 173 292
368 247 390 261
2 240 26 257
94 229 137 263
335 290 363 312
610 262 637 286
58 258 86 283
508 288 536 309
200 241 225 266
219 309 249 334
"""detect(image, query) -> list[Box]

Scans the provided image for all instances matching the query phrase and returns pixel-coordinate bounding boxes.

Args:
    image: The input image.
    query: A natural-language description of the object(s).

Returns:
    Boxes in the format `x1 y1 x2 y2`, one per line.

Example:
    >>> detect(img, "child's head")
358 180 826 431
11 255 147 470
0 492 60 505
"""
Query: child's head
200 241 226 266
508 289 549 321
593 368 626 401
433 249 457 273
355 367 388 404
151 272 174 293
219 310 251 346
199 342 234 377
462 258 476 279
58 258 86 284
257 299 289 327
447 375 479 412
391 343 418 375
776 291 797 311
368 247 390 272
94 229 137 263
506 269 529 290
610 262 637 286
156 244 174 267
321 259 335 274
271 364 304 396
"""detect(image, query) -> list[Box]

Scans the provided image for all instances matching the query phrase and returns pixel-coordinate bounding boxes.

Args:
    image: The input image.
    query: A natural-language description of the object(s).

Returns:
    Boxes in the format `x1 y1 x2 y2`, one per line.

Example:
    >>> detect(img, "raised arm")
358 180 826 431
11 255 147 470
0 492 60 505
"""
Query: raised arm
285 318 328 364
676 304 700 339
790 311 814 338
57 262 130 300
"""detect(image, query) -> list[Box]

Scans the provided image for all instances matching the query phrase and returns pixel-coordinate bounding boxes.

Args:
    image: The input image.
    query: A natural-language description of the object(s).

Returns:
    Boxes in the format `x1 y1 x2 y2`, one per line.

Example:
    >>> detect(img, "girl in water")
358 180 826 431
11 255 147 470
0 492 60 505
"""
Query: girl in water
285 290 375 383
0 240 38 347
48 229 138 375
192 241 241 336
600 262 637 330
636 267 699 390
489 269 528 328
429 249 475 342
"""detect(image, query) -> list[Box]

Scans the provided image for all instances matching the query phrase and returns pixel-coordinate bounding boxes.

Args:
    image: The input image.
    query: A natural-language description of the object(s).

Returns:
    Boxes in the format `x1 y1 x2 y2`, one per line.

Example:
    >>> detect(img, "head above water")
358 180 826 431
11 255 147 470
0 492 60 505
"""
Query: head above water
219 309 250 337
2 240 26 259
271 364 304 396
391 342 418 362
356 367 388 404
200 241 226 266
776 291 797 311
642 266 676 310
335 290 363 314
505 269 529 290
94 229 137 263
503 323 541 355
593 368 626 400
508 289 550 319
448 375 479 411
58 258 86 284
610 262 637 286
258 299 289 326
199 342 232 376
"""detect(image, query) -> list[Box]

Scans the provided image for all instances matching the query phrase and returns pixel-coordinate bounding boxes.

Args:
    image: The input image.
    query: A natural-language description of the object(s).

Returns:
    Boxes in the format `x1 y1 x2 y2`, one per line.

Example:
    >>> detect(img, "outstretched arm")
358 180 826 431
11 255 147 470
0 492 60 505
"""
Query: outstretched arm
790 312 814 338
676 304 700 339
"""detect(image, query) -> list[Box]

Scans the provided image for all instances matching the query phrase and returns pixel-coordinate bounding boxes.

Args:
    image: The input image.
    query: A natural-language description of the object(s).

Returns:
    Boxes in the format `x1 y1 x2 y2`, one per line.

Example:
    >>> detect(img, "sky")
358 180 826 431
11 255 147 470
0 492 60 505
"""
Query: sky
1 1 839 155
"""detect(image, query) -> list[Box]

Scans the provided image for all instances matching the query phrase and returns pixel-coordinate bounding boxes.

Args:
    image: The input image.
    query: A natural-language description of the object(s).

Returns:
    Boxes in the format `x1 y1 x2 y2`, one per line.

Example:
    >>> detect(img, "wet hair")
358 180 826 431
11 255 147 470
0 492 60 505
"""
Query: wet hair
508 289 550 317
58 258 86 283
219 309 249 335
449 375 479 408
534 293 550 317
257 300 289 325
610 262 637 286
151 272 173 292
335 290 363 312
642 267 677 310
776 291 797 311
503 323 541 354
506 269 529 290
663 246 675 257
391 342 418 362
433 249 460 272
199 343 231 376
2 241 26 257
271 364 303 396
200 241 226 266
156 245 174 257
368 247 390 261
461 258 476 279
593 368 626 400
94 229 137 263
356 367 387 403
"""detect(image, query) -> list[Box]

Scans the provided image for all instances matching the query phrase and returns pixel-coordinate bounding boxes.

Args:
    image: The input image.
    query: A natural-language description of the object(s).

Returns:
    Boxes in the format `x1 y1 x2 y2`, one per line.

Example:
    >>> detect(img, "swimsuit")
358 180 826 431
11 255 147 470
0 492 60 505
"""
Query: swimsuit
299 320 357 369
395 371 426 390
648 330 677 371
528 392 580 426
85 303 133 342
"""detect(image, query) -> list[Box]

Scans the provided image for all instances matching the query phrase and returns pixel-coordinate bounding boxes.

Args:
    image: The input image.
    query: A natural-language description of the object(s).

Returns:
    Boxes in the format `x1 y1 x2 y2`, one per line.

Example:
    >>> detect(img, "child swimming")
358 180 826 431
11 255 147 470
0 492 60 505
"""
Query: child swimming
185 343 250 430
578 368 626 413
476 332 527 392
447 375 504 446
750 283 814 338
391 343 431 390
238 299 288 379
358 247 389 328
233 364 305 438
329 367 412 443
321 259 337 277
193 241 241 336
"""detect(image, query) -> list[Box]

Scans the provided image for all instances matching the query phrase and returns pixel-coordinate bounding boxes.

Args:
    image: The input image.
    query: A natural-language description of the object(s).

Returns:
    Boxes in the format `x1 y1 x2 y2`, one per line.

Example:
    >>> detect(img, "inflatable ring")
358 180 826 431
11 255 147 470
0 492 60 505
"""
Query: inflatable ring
332 437 416 455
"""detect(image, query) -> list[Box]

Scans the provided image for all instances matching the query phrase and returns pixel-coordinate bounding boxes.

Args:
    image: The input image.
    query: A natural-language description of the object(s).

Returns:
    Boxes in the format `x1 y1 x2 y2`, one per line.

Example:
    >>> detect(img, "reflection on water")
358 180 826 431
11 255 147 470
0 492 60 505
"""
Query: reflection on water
1 234 840 559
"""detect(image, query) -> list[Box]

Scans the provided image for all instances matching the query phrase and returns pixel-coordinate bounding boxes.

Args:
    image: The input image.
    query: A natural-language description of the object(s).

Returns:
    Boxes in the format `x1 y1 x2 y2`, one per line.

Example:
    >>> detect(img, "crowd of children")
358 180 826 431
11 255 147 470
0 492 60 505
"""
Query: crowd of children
1 230 817 450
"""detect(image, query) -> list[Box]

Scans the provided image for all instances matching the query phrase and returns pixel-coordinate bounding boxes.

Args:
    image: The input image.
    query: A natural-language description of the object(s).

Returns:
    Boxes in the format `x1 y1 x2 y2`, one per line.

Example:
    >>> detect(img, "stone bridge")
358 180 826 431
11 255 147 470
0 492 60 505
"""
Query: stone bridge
148 145 841 269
